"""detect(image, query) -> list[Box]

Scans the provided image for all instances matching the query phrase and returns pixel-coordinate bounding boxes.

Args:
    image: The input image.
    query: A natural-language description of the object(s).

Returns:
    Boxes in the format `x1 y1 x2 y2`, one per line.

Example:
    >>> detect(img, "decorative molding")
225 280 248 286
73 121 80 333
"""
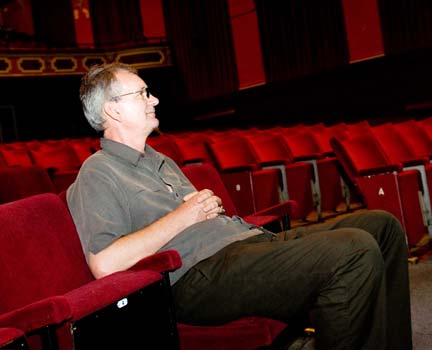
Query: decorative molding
0 45 171 77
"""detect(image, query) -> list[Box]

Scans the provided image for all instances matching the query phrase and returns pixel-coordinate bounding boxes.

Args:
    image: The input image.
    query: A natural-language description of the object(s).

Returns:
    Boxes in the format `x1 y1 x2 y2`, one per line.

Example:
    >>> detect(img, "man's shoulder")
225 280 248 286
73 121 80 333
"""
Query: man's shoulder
80 150 110 171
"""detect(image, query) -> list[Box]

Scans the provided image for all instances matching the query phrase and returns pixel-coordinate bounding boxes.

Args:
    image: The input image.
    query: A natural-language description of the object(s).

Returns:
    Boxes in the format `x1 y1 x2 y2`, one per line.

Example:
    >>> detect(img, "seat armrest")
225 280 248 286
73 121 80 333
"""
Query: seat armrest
244 200 297 230
243 214 280 227
0 296 71 333
64 269 162 320
253 200 297 218
0 328 26 348
129 250 182 274
357 163 401 176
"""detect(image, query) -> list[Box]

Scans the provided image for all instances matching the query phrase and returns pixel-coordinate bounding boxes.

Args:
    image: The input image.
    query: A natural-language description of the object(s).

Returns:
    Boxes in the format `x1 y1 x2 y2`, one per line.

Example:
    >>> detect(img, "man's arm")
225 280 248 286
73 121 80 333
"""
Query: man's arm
89 189 223 278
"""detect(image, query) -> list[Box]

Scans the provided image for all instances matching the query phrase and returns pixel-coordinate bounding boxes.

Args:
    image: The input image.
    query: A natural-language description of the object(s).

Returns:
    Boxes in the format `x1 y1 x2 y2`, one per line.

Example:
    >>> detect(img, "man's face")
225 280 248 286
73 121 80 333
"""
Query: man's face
110 70 160 135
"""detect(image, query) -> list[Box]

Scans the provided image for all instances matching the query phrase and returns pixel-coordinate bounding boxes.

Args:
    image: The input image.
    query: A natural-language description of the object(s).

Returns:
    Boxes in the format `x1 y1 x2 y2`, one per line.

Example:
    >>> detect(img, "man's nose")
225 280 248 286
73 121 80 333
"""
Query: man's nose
148 94 159 106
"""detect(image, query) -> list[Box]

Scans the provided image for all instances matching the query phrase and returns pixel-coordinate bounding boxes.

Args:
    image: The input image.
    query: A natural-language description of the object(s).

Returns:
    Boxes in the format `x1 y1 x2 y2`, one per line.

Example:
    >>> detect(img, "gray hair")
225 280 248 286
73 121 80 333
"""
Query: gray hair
79 62 138 131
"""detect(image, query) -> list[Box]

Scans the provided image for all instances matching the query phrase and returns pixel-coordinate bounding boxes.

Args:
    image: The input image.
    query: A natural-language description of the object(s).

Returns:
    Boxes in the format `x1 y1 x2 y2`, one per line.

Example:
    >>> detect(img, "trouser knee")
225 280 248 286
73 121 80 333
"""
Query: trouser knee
331 228 385 278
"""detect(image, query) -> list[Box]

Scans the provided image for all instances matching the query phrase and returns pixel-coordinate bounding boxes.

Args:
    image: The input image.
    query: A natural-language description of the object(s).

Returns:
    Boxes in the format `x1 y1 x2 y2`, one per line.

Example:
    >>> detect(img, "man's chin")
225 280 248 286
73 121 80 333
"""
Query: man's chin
150 117 160 129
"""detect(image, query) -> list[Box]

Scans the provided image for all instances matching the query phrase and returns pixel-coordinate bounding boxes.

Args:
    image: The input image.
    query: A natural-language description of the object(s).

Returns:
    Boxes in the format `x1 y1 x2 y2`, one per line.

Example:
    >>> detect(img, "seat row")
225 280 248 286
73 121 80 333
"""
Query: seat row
0 137 100 193
2 117 432 246
331 118 432 247
148 123 360 223
147 117 432 247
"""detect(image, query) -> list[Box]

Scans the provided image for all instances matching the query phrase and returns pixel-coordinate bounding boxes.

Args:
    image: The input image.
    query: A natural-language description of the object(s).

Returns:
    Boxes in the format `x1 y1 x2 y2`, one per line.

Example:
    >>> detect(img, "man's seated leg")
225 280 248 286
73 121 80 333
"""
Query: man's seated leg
173 227 386 350
278 210 412 350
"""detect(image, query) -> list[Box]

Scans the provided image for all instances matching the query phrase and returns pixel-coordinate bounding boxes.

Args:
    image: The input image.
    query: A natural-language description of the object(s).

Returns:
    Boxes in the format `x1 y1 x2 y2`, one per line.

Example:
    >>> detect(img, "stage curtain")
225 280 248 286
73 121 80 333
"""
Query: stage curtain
378 0 432 54
89 0 144 47
30 0 76 47
255 0 349 82
162 0 238 101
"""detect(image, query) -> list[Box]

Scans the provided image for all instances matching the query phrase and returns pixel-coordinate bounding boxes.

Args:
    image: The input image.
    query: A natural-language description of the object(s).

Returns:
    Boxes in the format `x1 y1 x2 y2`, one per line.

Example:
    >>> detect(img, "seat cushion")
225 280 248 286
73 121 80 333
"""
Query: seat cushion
178 317 287 350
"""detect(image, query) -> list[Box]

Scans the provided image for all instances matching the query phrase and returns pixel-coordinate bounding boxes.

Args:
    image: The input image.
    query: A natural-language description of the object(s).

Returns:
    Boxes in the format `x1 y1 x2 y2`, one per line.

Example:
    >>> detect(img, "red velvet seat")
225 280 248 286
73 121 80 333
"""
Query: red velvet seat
0 328 27 349
276 129 347 219
241 132 316 221
0 165 56 204
331 133 428 247
178 317 287 350
0 193 181 349
181 163 296 230
393 120 432 160
147 135 184 166
418 116 432 143
171 133 214 165
66 137 100 165
206 137 292 221
373 123 432 232
0 142 33 167
26 140 80 171
26 140 80 192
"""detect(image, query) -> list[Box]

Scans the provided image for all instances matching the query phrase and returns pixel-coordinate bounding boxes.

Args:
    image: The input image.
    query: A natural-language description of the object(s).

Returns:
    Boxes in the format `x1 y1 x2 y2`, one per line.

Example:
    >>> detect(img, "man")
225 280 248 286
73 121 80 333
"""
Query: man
67 62 412 350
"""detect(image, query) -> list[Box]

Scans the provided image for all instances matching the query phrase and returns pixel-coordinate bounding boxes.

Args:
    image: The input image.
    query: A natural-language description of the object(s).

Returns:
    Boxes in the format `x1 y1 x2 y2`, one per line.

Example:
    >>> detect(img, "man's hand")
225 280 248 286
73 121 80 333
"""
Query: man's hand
183 189 225 221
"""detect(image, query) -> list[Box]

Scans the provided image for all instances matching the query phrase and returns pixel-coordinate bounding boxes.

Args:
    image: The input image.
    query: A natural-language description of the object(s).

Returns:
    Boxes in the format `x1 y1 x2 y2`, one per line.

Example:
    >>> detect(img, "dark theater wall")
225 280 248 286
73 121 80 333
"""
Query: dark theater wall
2 0 432 141
0 65 187 141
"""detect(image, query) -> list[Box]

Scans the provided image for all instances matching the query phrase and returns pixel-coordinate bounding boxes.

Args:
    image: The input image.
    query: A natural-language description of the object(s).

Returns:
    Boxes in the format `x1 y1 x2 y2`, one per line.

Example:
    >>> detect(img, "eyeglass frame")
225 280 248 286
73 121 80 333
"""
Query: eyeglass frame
110 87 151 102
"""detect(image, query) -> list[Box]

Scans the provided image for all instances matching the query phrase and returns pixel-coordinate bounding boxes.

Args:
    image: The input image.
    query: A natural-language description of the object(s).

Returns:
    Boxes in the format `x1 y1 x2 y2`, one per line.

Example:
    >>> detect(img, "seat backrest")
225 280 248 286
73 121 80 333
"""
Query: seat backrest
171 134 213 165
147 135 184 166
372 123 419 165
0 193 94 314
393 120 432 159
330 133 395 181
206 138 258 171
66 137 99 165
0 142 33 167
181 164 239 217
0 165 56 204
243 133 293 165
26 140 81 172
280 132 322 160
307 124 335 155
0 327 26 348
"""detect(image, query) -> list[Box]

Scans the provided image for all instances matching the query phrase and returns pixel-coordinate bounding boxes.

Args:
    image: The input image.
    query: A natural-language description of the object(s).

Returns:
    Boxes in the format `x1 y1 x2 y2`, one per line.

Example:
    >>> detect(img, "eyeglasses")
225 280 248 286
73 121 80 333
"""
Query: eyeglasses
110 87 150 102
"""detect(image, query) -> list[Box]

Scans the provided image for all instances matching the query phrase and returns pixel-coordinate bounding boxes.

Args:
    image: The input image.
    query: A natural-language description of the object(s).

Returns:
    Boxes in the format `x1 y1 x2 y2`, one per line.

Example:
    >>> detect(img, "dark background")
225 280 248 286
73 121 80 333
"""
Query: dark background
1 0 432 141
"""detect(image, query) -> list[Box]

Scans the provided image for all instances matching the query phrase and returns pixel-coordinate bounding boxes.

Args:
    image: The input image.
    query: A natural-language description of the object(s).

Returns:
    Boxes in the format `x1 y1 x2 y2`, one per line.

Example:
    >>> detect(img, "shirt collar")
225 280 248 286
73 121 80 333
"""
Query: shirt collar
100 138 164 168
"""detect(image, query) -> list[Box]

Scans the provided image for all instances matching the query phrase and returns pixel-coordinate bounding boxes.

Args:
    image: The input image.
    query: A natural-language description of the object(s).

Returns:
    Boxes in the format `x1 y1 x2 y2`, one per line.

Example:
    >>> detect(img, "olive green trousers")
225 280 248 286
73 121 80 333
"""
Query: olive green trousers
173 210 412 350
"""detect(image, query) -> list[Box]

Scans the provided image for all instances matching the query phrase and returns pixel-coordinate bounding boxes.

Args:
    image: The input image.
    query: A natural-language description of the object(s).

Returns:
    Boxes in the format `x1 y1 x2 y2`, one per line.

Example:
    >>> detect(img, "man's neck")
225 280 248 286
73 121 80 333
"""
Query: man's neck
103 129 147 154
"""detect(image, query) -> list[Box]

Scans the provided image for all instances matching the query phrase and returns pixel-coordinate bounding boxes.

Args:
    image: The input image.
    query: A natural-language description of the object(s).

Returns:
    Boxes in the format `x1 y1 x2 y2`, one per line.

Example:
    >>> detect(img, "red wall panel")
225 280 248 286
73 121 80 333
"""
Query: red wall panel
139 0 166 42
72 0 94 47
341 0 384 62
228 0 266 89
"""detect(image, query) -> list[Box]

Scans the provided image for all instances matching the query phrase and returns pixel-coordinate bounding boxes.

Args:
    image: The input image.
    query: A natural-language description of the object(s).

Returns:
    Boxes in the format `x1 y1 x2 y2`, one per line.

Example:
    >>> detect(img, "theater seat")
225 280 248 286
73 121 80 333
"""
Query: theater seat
26 140 80 193
206 136 299 221
178 317 287 350
242 132 316 221
0 193 181 349
331 134 428 247
0 328 27 349
171 133 214 166
372 123 432 234
0 165 56 204
147 135 184 166
66 137 100 165
181 163 296 230
0 142 33 167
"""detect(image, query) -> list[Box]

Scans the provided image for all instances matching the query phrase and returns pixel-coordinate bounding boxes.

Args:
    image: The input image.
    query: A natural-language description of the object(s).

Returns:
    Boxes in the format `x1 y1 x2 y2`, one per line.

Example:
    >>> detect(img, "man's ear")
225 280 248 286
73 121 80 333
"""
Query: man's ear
104 101 121 122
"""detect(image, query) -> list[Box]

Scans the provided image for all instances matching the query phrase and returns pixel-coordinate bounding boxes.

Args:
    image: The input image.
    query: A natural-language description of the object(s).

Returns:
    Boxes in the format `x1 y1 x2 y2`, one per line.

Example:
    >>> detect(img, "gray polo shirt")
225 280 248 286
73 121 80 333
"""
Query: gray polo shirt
67 138 261 283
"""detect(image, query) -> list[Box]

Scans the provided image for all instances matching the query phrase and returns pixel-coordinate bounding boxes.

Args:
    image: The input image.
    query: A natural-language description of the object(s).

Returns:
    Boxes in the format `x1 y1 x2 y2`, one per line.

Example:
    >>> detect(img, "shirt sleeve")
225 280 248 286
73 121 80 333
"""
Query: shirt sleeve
67 163 131 259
